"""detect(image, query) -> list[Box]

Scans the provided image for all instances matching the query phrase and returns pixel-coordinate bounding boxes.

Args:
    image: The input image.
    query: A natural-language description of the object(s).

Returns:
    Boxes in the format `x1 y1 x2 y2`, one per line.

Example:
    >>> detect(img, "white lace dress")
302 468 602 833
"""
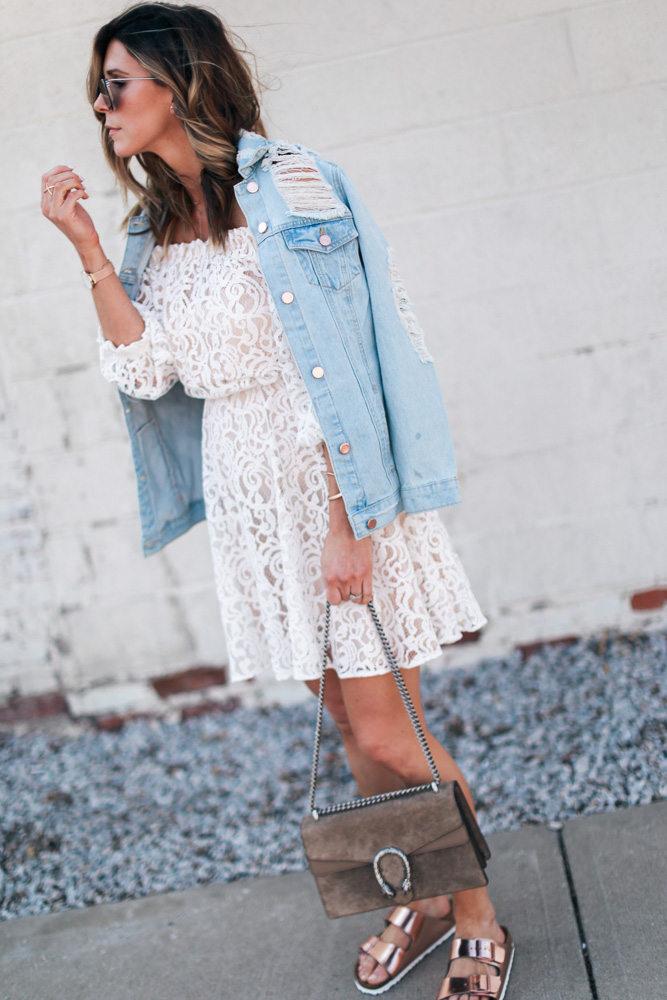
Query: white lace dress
98 229 487 682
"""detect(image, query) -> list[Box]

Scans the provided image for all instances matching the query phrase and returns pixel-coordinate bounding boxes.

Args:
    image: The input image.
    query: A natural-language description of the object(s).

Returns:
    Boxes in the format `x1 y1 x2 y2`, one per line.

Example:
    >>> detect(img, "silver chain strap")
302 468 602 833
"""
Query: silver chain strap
307 600 441 819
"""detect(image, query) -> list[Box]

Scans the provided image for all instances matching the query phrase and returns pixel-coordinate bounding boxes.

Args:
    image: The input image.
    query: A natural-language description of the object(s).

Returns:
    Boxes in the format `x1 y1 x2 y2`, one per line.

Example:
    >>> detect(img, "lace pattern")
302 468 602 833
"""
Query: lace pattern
97 302 178 399
97 229 486 681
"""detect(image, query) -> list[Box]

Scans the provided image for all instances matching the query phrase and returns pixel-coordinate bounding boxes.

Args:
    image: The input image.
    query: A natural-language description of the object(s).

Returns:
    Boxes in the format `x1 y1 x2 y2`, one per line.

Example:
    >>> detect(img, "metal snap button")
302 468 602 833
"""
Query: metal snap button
257 221 268 233
339 443 351 454
281 291 294 304
312 366 324 379
367 518 377 529
319 233 332 246
246 181 259 193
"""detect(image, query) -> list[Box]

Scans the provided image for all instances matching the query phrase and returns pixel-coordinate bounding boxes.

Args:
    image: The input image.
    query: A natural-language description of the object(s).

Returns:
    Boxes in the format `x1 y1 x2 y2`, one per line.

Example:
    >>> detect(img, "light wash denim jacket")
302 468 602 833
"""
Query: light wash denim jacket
113 130 460 555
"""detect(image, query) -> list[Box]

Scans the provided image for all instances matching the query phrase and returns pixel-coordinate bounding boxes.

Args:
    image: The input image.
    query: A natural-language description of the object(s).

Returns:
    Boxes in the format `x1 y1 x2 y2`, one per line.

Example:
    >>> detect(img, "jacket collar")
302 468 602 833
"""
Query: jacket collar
236 129 270 178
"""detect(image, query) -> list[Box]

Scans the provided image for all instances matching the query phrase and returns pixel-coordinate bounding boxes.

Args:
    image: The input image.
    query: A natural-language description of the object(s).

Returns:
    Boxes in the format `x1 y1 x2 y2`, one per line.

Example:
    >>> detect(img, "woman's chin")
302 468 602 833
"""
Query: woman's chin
108 132 133 156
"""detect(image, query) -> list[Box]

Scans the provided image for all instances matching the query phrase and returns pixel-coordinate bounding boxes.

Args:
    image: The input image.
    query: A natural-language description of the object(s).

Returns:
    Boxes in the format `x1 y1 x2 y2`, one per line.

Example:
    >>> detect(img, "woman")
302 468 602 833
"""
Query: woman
41 5 513 998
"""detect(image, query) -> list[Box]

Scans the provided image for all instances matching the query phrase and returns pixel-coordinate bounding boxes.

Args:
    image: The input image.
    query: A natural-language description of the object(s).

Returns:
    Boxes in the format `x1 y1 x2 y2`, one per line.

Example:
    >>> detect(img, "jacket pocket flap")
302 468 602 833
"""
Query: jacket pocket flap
283 217 358 253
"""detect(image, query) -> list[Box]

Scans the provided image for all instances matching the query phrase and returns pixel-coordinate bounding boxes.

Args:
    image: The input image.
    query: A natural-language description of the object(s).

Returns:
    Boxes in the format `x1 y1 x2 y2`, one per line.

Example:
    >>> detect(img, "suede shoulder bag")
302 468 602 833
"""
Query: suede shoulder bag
301 601 491 919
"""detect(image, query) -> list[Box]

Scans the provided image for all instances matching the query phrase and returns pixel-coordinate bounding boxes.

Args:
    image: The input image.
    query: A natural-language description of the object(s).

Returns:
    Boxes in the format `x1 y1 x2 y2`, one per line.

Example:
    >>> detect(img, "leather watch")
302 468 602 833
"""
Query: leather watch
82 260 115 289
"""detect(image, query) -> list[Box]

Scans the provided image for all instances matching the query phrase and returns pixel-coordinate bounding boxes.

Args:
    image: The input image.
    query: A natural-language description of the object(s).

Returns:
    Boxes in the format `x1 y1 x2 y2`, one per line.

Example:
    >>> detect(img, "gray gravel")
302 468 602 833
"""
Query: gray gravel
1 629 666 921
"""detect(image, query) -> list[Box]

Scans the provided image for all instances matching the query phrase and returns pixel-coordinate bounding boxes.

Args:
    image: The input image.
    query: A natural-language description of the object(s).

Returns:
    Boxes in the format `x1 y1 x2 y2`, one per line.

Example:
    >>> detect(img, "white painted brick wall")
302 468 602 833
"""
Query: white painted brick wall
1 0 666 700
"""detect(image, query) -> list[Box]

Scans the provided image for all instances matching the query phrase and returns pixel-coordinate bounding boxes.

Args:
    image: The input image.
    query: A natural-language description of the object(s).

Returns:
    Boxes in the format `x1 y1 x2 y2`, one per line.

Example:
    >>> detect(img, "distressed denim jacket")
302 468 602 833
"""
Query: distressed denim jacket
113 130 461 555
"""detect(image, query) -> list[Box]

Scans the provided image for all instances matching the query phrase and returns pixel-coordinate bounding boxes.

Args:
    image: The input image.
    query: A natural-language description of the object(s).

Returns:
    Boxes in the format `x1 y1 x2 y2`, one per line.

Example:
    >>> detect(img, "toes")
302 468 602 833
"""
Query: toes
357 954 388 986
368 964 389 986
357 954 373 979
356 953 375 982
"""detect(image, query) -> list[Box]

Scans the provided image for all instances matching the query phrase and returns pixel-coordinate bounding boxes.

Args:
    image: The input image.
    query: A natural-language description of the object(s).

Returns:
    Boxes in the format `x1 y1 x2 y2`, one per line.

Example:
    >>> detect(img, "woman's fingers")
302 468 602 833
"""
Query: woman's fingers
321 532 373 605
42 167 79 193
41 164 73 192
342 576 373 604
41 164 98 252
360 570 373 604
326 580 374 605
52 174 86 206
42 168 85 211
42 164 75 180
63 188 90 210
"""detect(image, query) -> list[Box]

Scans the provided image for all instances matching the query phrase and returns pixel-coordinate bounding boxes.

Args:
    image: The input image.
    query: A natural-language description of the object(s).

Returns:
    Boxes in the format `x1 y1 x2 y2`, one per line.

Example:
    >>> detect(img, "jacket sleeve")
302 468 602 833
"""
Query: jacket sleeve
330 165 461 507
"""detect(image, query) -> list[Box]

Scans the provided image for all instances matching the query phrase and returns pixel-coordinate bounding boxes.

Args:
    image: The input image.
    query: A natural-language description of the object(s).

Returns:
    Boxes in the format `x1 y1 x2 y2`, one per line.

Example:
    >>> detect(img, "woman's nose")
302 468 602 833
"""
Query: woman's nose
93 91 108 113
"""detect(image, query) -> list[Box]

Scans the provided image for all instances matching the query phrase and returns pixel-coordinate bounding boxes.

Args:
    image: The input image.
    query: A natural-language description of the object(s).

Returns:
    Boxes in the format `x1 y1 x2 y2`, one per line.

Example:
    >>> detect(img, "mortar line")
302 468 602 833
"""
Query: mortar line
556 827 599 1000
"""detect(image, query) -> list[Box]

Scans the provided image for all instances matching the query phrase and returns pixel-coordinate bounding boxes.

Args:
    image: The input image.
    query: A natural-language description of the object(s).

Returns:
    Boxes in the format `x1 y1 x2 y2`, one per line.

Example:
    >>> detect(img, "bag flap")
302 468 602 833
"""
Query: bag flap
306 824 471 875
301 784 470 864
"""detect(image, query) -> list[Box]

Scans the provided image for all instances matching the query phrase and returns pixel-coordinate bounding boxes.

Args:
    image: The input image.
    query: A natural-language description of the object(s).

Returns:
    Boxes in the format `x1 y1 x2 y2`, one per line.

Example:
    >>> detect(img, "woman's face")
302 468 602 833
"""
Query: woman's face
93 39 176 158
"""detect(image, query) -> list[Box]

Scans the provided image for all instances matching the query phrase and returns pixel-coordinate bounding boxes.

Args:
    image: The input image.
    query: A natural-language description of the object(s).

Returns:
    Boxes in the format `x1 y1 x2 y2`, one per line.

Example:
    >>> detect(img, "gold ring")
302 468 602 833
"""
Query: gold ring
43 184 55 194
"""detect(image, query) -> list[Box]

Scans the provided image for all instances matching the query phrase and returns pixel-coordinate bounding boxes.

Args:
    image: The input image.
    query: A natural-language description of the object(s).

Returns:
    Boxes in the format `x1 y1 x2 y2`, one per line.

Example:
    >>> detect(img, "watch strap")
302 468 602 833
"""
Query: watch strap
83 259 115 288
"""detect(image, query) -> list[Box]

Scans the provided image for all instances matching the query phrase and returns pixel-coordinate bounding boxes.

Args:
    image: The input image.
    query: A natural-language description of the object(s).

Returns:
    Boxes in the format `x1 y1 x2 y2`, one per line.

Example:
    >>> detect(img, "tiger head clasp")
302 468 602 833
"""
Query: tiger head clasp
372 846 412 898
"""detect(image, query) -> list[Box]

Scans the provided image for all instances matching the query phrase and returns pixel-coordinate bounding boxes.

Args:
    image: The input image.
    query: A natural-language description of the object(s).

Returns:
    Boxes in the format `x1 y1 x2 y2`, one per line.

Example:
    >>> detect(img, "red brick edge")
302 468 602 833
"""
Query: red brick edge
630 587 667 612
96 699 242 731
516 635 579 662
151 665 228 697
0 664 237 731
456 630 483 644
0 692 68 725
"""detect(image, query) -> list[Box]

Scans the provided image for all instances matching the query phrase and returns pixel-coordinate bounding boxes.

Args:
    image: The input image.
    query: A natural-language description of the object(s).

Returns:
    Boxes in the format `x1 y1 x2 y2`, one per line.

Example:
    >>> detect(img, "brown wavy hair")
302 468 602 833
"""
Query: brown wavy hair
87 2 266 247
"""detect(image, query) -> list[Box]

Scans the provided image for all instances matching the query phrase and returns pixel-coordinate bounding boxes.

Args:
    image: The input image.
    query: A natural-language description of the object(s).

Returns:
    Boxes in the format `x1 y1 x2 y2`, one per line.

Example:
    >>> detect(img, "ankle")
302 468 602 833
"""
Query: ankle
451 908 500 937
410 895 452 920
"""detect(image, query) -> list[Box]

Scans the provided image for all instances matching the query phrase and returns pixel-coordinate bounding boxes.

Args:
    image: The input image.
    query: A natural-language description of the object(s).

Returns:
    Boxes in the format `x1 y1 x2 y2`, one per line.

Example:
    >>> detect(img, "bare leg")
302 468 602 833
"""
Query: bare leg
304 676 400 796
311 667 504 989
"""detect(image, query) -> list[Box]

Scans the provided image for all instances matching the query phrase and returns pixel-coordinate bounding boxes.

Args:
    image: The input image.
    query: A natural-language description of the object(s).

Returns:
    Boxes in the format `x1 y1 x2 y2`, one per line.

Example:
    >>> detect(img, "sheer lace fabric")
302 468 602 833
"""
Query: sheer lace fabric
98 229 486 681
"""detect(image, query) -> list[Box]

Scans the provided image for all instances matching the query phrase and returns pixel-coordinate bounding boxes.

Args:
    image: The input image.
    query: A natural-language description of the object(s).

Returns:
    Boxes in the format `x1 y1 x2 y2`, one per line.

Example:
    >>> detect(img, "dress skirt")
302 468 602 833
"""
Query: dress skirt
201 372 487 683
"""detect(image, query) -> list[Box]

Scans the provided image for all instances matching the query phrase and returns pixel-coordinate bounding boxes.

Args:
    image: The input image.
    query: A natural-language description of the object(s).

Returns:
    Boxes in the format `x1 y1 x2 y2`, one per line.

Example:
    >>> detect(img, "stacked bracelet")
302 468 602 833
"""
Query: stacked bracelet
326 470 342 500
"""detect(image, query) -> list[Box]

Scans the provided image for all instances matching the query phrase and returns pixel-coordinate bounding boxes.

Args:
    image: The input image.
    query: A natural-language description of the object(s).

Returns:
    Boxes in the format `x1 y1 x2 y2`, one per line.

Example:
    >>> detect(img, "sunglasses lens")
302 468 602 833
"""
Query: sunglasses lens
99 79 113 111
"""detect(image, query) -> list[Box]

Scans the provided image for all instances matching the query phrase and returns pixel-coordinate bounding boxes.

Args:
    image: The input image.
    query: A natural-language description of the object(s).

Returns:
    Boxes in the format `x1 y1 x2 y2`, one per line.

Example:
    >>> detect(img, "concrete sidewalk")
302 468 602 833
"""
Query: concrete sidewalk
1 802 665 1000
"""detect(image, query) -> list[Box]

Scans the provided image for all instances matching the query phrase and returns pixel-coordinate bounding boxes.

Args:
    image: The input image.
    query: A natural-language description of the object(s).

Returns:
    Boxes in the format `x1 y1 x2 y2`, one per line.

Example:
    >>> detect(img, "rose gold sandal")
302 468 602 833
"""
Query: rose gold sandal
354 903 456 995
437 927 515 1000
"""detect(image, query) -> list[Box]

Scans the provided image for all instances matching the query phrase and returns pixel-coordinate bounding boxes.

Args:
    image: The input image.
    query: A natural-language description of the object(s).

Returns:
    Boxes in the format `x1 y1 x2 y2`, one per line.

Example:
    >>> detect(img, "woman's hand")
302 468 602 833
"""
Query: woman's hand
41 164 145 348
41 164 99 255
321 519 373 606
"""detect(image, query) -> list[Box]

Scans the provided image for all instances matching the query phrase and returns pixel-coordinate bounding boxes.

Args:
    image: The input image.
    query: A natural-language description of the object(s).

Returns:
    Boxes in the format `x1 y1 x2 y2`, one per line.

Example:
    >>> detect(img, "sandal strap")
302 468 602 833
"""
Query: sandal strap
359 907 430 978
450 937 506 966
386 905 424 939
360 933 381 955
437 973 502 998
361 938 407 977
356 905 457 992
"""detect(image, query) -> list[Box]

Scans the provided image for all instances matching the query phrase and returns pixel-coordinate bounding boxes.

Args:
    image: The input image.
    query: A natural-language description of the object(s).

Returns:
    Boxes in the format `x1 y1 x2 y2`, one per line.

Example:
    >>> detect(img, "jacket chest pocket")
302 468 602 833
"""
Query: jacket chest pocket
283 218 362 290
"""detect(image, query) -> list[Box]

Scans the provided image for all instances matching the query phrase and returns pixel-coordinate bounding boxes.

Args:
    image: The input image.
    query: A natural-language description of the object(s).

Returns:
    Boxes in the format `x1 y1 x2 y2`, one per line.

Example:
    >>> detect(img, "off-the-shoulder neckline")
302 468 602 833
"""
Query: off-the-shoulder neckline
168 226 250 249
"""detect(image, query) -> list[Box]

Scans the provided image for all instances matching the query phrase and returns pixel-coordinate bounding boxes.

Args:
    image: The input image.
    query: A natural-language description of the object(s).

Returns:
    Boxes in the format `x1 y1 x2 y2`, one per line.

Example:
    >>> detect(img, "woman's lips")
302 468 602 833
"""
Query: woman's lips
107 127 121 135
